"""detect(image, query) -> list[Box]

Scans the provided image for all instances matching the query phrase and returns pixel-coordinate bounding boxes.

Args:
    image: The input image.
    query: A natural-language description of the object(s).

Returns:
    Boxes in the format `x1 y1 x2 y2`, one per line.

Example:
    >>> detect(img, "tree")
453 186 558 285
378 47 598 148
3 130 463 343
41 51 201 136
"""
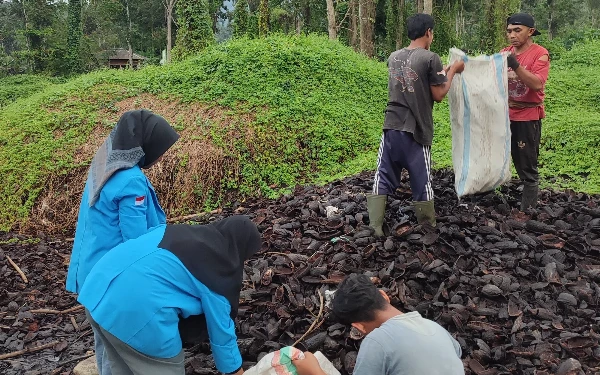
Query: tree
480 0 520 53
123 0 133 67
173 0 215 60
258 0 270 36
385 0 404 54
349 0 359 49
359 0 377 56
326 0 337 39
233 0 250 36
67 0 82 73
20 0 56 72
396 0 405 49
163 0 178 63
424 0 432 15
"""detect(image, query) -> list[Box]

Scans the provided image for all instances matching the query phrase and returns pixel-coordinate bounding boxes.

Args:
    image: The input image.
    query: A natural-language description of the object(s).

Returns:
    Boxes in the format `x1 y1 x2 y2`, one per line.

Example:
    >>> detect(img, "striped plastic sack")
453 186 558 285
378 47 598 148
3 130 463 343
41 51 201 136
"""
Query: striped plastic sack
244 347 341 375
447 48 512 198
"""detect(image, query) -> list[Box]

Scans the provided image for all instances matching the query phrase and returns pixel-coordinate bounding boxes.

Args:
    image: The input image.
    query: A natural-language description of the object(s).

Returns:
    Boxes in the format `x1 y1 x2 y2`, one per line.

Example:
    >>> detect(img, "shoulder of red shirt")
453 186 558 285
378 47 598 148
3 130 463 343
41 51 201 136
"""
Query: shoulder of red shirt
501 44 548 56
531 43 550 57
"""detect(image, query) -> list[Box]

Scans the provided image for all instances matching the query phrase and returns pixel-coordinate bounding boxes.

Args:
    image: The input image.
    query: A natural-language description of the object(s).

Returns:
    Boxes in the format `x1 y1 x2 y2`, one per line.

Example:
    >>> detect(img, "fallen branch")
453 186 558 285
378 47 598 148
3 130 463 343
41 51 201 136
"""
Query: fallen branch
167 209 222 223
293 289 324 347
70 316 80 331
5 255 28 283
0 340 60 360
30 305 84 315
57 353 94 367
71 329 93 346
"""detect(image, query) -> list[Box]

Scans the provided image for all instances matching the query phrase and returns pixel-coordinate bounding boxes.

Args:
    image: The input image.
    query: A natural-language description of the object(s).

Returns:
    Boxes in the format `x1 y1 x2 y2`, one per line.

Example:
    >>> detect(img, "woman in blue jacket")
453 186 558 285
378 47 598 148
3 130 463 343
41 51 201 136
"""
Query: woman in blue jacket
78 215 262 375
66 109 179 374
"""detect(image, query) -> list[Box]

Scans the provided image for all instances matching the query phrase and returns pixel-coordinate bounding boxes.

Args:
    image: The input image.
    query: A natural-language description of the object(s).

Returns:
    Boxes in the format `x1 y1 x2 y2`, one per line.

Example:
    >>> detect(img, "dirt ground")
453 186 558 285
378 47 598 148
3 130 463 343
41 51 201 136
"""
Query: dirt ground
1 170 599 374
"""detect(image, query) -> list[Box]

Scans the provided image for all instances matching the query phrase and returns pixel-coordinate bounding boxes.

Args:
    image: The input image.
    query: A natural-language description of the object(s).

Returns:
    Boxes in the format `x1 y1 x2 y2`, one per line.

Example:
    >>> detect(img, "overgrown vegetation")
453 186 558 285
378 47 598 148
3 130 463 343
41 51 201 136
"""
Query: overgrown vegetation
0 75 64 108
0 35 598 233
0 35 386 232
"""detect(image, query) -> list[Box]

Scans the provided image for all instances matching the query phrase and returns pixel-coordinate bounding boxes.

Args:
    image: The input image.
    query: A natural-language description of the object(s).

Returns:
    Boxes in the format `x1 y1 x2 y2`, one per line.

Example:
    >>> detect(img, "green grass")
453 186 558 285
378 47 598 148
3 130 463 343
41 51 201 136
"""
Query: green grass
0 74 64 108
0 35 598 232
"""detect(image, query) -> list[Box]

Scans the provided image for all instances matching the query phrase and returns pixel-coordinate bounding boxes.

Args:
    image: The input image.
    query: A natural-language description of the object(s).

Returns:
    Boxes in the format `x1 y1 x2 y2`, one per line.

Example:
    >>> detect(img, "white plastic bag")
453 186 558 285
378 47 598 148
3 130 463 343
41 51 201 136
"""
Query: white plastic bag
447 48 512 198
244 346 341 375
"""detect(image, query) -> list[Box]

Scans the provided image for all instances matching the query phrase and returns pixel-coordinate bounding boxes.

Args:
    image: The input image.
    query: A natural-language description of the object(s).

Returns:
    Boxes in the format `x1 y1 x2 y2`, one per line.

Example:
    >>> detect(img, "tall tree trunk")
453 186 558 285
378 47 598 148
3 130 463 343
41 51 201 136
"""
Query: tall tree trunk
423 0 432 14
417 0 424 13
350 0 359 49
125 0 133 67
67 0 82 73
164 0 177 63
326 0 337 39
258 0 269 36
359 0 367 54
359 0 376 57
21 1 33 72
304 0 311 31
547 0 554 40
396 0 404 49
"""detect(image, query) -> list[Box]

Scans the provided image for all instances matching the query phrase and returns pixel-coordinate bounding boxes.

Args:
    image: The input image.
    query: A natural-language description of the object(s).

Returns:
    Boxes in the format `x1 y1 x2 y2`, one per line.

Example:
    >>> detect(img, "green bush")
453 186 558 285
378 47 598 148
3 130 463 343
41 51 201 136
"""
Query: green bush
0 34 386 231
0 75 63 108
0 35 598 232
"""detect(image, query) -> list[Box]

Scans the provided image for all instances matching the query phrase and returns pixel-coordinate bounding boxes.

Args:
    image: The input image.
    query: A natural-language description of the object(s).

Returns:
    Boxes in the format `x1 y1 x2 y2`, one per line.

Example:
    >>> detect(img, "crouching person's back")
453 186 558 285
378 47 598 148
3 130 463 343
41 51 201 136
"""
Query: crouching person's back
332 274 465 375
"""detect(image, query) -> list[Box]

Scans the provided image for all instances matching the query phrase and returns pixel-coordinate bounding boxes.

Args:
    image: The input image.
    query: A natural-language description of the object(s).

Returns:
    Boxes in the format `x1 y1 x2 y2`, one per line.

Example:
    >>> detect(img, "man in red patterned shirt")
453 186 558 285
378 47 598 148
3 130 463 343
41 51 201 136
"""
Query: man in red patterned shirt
501 13 550 209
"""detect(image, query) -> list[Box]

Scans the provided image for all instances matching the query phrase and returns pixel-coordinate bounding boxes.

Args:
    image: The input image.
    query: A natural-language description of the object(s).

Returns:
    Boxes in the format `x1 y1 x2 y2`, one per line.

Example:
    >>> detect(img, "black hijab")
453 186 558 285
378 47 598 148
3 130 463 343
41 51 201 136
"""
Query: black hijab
87 109 179 205
159 215 262 319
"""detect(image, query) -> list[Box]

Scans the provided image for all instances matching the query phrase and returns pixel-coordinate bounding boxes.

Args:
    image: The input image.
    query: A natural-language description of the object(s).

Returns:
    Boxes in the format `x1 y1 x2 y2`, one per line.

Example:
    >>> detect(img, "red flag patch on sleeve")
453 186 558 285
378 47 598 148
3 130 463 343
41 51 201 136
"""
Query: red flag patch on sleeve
135 196 146 206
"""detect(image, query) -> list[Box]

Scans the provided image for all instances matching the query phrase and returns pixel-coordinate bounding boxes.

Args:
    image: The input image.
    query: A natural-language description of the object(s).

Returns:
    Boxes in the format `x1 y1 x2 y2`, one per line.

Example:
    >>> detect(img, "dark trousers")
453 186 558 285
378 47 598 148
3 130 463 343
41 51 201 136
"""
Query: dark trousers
372 129 433 201
178 314 209 344
510 120 542 186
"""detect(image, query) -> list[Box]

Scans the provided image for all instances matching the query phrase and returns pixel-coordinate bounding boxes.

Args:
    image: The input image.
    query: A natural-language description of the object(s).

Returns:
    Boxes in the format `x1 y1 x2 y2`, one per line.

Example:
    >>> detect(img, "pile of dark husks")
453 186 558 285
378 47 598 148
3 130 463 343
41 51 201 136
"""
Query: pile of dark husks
1 170 599 375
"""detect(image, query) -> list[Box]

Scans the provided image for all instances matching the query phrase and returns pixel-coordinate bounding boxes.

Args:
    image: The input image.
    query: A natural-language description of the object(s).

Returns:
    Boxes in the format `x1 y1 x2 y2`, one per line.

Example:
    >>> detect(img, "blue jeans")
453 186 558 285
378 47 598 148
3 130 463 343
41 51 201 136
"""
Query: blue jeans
92 324 113 375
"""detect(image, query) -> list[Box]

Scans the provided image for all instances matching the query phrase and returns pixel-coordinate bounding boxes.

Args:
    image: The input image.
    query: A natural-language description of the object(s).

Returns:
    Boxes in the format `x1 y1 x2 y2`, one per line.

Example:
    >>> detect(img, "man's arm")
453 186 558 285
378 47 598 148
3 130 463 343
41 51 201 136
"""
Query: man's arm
430 60 465 102
507 54 549 91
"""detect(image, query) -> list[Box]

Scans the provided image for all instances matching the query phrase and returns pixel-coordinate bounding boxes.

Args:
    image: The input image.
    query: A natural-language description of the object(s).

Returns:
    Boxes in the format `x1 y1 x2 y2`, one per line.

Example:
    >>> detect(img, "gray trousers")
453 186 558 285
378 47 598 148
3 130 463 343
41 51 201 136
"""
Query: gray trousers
92 324 113 375
86 310 185 375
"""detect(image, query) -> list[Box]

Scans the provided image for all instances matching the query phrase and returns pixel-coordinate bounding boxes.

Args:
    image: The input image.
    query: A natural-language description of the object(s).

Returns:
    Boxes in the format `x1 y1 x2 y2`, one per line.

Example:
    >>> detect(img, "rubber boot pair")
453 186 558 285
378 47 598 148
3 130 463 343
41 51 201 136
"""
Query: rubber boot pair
521 184 539 210
414 200 436 227
366 194 386 237
367 195 437 237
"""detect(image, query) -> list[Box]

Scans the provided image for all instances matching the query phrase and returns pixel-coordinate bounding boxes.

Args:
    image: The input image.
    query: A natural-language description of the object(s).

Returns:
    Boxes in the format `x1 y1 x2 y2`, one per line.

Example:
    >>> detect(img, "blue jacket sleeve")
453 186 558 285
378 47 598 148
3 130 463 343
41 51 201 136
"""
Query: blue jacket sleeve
201 291 242 374
116 175 150 241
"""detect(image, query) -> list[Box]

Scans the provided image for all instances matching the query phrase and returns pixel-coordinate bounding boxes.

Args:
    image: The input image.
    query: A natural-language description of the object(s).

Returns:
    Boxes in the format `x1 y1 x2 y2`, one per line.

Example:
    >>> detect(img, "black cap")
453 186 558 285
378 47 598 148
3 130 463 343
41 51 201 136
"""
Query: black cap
507 13 541 36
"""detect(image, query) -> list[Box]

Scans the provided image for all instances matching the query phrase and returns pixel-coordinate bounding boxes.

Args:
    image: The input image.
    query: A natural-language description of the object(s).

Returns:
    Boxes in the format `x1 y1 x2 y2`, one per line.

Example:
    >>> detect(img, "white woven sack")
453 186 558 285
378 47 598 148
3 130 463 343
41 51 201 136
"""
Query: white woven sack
447 48 512 198
244 347 341 375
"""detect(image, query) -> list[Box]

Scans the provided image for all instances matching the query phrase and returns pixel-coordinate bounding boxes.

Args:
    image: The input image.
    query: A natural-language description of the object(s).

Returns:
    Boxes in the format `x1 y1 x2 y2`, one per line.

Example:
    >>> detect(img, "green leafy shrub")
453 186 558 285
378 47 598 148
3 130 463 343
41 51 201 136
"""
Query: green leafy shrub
0 35 598 233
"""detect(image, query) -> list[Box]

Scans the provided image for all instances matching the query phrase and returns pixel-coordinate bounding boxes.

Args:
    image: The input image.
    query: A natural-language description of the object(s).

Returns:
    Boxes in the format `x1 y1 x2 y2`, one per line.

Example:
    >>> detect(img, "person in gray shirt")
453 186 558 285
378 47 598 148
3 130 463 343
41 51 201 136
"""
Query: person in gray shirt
367 13 464 236
330 274 465 375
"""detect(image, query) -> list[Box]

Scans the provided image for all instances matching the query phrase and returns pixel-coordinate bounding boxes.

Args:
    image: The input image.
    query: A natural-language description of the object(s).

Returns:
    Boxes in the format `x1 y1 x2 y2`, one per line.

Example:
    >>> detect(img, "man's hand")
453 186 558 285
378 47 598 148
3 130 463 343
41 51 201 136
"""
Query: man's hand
507 54 520 70
452 60 465 74
293 352 327 375
229 368 244 375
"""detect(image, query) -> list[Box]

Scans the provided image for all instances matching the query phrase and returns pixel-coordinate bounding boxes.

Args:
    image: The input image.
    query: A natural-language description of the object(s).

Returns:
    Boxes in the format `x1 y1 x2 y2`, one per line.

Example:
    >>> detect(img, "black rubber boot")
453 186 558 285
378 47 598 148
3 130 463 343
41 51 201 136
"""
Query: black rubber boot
521 184 539 210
